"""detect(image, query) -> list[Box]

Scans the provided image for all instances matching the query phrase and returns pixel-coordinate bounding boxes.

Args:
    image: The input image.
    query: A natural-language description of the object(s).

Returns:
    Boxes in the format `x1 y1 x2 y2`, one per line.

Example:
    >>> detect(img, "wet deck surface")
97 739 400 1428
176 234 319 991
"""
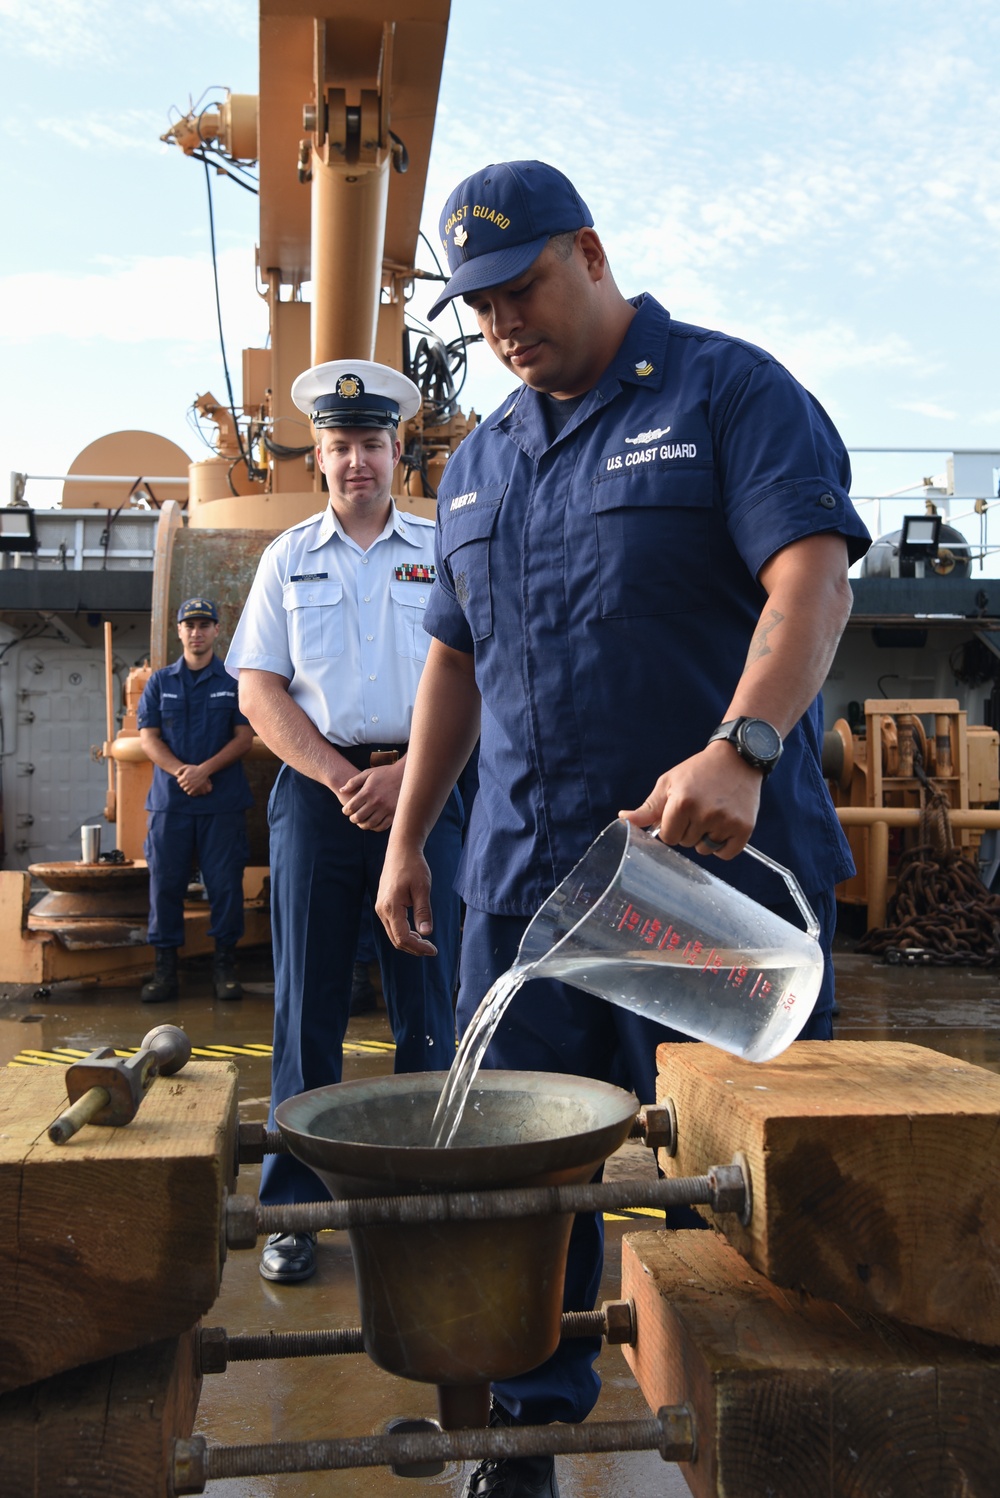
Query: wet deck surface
3 935 999 1497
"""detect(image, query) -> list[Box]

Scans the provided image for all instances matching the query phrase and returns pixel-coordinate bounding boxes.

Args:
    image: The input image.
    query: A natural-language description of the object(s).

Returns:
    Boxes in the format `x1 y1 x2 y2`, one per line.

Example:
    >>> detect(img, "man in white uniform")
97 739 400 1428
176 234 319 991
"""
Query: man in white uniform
227 360 463 1283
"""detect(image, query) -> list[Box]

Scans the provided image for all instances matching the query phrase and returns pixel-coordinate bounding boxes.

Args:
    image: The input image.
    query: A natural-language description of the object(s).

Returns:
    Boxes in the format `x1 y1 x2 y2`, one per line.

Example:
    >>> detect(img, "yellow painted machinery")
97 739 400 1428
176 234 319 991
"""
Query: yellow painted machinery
824 697 1000 926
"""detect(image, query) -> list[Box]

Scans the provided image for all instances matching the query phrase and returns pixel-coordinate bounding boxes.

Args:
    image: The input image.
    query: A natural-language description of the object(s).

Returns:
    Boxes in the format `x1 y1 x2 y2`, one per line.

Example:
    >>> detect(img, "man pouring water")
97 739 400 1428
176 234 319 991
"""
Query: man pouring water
377 160 870 1498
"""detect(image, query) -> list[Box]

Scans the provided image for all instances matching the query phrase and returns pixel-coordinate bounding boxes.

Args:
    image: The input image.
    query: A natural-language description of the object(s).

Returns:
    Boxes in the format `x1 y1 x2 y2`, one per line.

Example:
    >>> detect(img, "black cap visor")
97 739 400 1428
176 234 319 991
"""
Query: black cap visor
312 394 400 430
428 234 552 320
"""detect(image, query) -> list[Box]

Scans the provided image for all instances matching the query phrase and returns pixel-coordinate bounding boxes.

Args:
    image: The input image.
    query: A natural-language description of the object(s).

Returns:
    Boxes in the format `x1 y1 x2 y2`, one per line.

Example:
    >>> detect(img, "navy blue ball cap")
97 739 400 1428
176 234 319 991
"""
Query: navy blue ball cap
177 597 218 623
292 359 422 430
428 161 594 320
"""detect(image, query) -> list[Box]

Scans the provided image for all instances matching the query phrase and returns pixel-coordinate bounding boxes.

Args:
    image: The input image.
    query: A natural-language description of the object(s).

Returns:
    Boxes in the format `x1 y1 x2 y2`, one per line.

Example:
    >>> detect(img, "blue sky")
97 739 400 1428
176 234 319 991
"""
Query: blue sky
2 0 999 566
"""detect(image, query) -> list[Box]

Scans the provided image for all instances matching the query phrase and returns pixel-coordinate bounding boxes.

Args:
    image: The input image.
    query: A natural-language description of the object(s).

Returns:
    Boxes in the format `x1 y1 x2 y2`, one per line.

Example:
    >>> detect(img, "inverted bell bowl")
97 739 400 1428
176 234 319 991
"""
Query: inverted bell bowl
275 1071 637 1391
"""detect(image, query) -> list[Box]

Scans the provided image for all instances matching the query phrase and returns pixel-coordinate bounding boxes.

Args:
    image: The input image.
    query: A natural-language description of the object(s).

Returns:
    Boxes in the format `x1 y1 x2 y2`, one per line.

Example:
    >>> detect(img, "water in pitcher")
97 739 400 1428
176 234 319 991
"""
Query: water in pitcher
549 945 823 1061
429 821 824 1147
429 938 821 1148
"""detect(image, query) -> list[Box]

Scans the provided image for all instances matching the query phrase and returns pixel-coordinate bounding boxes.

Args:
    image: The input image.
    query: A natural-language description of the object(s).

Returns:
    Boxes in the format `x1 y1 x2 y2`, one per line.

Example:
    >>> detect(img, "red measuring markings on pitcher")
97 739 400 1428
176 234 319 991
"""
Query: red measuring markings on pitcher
614 901 787 1001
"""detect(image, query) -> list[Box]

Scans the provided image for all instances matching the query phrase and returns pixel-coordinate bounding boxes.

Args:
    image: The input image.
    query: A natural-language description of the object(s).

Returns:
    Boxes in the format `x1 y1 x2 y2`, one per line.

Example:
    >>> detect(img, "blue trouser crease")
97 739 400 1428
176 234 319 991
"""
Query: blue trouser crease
145 809 249 949
260 765 463 1206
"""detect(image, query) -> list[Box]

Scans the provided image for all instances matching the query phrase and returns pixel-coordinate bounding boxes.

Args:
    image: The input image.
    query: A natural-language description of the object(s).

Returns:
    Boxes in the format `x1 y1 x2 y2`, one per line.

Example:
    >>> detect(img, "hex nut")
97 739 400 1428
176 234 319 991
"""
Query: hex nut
198 1325 228 1375
640 1100 677 1156
601 1298 636 1345
226 1191 261 1250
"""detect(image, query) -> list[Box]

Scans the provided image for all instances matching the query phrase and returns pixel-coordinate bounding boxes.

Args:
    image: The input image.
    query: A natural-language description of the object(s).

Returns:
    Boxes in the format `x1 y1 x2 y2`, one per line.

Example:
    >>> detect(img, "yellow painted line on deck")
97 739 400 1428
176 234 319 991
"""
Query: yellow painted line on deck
191 1044 270 1058
603 1207 667 1222
6 1038 405 1068
18 1049 84 1063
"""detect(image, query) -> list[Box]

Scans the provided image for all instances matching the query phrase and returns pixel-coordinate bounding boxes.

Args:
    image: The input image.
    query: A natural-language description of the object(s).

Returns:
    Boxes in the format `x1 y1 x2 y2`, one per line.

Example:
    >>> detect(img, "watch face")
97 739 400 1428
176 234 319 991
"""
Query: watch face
741 719 782 763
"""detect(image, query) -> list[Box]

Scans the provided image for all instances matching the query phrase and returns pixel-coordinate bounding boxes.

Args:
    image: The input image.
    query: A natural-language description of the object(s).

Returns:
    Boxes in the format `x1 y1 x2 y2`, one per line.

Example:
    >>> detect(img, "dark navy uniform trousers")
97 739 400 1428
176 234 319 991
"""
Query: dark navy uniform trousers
456 887 836 1426
260 765 464 1206
144 810 249 950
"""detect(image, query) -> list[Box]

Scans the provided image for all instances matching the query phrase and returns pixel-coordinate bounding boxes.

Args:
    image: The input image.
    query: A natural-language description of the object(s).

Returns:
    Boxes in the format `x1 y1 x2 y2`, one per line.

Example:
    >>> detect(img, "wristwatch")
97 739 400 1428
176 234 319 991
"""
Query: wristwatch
707 717 783 776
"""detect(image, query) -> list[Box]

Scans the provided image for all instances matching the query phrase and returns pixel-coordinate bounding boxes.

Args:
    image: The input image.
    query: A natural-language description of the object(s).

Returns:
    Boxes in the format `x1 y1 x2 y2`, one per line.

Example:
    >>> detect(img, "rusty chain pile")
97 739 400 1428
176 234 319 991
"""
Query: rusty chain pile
858 786 1000 966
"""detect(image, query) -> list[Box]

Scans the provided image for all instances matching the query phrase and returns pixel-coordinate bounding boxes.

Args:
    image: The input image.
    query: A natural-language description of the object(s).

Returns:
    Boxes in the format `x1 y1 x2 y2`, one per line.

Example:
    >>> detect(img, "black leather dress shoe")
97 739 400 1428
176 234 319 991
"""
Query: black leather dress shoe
466 1453 559 1497
466 1402 560 1497
258 1232 317 1283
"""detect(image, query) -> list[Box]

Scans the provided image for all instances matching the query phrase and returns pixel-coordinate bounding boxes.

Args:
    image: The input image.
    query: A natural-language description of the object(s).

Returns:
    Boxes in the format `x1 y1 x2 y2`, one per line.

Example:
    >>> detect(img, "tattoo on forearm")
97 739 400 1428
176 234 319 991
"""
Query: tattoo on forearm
748 608 785 662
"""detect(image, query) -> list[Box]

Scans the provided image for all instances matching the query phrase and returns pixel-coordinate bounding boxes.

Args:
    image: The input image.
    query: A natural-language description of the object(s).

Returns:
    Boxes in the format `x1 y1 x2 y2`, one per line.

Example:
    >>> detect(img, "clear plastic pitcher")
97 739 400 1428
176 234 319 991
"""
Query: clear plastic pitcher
515 821 823 1063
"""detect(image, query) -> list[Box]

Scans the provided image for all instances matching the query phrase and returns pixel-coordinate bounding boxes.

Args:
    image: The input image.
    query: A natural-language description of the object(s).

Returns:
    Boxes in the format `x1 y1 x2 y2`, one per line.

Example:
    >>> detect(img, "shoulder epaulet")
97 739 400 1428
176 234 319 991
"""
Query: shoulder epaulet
265 510 328 549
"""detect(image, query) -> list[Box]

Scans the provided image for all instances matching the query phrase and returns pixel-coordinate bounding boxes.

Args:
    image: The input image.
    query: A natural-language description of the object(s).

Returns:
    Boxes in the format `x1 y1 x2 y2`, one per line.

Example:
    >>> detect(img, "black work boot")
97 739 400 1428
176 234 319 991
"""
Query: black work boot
141 947 179 1004
212 946 243 1001
466 1400 560 1497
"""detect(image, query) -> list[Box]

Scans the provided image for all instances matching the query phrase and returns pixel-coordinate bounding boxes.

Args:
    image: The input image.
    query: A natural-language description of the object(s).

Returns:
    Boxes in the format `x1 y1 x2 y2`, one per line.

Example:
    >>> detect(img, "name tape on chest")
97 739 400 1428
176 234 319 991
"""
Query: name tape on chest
290 572 329 582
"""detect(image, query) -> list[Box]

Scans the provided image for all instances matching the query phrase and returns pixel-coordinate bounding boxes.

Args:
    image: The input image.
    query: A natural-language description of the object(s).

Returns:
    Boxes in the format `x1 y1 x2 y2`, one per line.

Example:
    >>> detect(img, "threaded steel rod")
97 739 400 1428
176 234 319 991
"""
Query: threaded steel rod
221 1327 366 1361
558 1309 608 1339
172 1408 695 1490
205 1309 611 1372
251 1174 719 1236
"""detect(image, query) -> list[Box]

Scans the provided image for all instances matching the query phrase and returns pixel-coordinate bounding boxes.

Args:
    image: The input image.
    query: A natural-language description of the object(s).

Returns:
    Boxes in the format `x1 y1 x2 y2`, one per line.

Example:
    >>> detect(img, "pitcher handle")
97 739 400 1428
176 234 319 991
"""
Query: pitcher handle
742 844 820 941
649 828 820 942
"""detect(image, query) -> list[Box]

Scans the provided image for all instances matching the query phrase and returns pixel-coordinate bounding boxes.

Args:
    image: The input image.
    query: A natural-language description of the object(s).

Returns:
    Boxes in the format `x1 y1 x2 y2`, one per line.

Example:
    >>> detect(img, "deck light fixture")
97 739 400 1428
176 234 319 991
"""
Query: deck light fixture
0 507 38 553
899 513 942 576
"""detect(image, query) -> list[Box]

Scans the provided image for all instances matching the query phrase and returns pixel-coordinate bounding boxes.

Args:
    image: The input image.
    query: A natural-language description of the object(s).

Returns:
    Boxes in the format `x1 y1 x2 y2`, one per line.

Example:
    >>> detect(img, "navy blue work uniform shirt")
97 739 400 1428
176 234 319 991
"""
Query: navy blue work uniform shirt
423 295 871 915
137 655 253 815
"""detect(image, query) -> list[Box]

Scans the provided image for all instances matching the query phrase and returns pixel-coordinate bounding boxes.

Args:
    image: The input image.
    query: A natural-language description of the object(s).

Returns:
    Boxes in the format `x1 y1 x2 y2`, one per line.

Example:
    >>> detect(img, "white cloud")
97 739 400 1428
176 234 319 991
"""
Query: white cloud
0 247 267 349
3 107 170 152
743 317 921 389
423 13 1000 312
895 400 960 421
0 0 255 65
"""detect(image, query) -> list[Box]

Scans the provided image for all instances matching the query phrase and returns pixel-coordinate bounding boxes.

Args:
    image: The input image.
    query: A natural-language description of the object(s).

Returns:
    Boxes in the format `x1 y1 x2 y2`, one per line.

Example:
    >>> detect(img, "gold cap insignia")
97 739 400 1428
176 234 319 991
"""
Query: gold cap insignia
336 374 363 399
634 360 654 378
454 223 469 248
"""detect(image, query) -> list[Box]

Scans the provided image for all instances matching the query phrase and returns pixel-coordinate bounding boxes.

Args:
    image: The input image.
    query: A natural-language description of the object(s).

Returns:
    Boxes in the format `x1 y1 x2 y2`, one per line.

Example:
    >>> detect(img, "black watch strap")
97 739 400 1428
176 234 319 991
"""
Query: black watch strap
707 716 783 776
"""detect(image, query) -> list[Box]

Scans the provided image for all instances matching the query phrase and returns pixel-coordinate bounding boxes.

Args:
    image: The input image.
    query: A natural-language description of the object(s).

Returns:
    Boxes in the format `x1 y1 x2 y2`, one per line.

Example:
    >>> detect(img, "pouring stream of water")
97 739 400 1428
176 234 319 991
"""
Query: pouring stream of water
429 828 821 1148
430 966 533 1148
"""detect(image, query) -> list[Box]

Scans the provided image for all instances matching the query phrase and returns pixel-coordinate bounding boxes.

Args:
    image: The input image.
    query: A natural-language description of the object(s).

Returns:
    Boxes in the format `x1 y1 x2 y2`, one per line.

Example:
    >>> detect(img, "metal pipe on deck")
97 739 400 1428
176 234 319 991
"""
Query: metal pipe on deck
834 806 1000 927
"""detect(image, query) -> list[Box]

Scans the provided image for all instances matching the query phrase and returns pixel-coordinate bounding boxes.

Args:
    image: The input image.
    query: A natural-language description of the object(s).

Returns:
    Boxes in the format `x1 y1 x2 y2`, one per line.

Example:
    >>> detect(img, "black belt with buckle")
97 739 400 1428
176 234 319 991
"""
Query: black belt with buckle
338 743 408 769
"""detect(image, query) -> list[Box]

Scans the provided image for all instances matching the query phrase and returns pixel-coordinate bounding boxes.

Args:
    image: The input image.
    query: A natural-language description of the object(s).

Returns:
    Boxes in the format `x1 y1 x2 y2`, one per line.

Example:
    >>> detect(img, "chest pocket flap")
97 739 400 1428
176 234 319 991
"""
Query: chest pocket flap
438 482 506 641
591 464 716 512
439 483 507 544
390 580 432 660
282 578 344 659
590 466 718 618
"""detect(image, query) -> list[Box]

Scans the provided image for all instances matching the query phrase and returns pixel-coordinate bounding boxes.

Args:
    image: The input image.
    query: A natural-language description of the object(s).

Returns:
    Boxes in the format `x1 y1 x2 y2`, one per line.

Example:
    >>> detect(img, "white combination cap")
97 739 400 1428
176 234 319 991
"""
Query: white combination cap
291 360 422 430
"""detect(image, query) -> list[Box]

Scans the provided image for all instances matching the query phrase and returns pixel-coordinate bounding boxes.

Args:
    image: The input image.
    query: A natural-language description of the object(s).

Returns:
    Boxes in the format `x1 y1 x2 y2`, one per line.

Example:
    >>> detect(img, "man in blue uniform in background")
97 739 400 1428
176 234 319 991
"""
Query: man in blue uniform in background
227 360 463 1286
138 597 253 1004
378 161 871 1498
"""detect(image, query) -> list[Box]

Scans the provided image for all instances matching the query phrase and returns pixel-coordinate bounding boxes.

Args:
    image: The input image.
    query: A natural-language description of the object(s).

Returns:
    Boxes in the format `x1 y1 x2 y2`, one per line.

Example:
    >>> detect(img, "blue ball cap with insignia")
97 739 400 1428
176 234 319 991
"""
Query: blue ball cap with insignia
292 359 422 431
177 597 218 623
428 160 594 320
